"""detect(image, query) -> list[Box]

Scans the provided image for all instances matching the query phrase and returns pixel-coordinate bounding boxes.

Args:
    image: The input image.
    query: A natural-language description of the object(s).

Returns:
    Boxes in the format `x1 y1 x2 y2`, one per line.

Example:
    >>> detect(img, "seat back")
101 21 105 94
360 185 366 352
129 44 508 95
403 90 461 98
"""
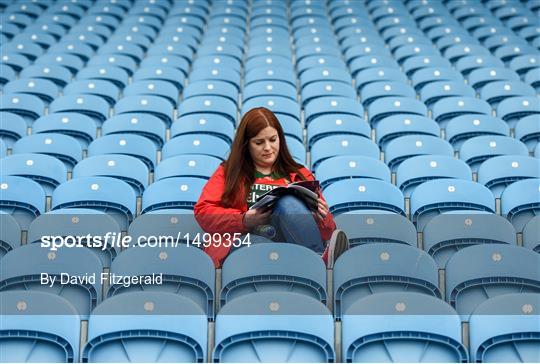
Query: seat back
446 245 540 319
214 292 335 363
0 291 80 363
221 243 327 307
83 292 207 363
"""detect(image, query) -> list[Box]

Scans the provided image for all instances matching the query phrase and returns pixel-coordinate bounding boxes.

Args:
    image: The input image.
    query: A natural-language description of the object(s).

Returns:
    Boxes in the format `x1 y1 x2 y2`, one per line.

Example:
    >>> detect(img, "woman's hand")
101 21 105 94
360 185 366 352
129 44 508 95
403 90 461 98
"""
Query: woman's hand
242 208 272 231
315 198 329 221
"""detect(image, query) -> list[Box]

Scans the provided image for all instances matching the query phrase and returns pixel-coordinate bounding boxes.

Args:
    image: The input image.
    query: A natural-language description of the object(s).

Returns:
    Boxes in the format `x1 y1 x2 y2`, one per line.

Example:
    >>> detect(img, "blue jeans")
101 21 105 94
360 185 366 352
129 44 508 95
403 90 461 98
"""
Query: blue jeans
233 195 325 254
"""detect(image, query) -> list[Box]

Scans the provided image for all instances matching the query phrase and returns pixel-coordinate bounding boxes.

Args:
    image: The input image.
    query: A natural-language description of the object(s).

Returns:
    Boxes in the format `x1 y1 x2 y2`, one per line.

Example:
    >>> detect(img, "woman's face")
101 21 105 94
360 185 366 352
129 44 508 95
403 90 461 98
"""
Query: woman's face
248 126 280 170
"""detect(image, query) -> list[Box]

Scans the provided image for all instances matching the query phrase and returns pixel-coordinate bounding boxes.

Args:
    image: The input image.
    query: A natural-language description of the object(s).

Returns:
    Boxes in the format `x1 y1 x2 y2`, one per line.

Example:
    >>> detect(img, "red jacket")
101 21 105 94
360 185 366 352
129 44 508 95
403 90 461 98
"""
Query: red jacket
194 165 337 267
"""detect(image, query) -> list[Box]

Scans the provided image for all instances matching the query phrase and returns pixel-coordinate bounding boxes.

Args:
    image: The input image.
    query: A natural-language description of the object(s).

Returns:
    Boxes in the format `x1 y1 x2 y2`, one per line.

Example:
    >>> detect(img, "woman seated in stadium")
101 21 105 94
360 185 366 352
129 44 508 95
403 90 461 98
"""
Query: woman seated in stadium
194 107 348 268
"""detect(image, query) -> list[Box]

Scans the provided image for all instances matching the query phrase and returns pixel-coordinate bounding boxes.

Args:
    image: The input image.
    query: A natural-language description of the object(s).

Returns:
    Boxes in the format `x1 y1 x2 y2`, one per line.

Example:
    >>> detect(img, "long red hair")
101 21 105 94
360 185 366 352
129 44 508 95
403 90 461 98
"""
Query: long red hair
221 107 305 207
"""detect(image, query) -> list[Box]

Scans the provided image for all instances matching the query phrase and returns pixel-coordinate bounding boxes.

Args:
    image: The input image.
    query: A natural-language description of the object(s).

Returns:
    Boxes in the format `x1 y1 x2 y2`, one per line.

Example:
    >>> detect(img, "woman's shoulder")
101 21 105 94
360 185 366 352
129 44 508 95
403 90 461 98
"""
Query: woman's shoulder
294 165 316 180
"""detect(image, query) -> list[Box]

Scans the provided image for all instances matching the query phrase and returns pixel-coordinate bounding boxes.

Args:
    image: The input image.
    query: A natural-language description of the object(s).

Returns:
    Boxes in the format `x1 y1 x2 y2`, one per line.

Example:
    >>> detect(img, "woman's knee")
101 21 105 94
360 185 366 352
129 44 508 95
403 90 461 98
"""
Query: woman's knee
273 195 310 214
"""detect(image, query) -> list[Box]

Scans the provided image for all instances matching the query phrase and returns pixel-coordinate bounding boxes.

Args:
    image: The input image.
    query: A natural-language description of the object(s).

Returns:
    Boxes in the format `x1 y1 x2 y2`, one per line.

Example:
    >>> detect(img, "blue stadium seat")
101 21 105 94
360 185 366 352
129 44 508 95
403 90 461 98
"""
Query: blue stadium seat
243 80 296 103
140 55 189 77
467 67 521 90
27 208 121 268
432 97 492 127
350 54 400 78
155 154 221 181
297 55 346 76
0 111 26 148
284 136 306 165
87 54 137 76
127 211 205 248
48 41 94 63
3 78 58 104
221 243 327 306
1 153 66 195
508 54 540 75
0 64 16 85
523 216 540 253
305 96 364 125
310 135 380 171
20 63 72 87
245 54 291 72
101 113 165 148
480 81 536 107
0 244 102 318
299 66 352 89
0 175 46 229
242 96 301 122
0 93 44 124
73 154 149 196
342 292 467 363
446 244 540 319
170 114 234 145
477 155 540 198
162 134 230 161
0 291 81 363
423 212 516 269
316 155 390 190
108 245 215 319
469 293 540 363
307 114 371 149
459 135 529 172
244 66 296 88
0 213 20 258
52 176 136 231
123 80 178 107
360 81 416 107
49 94 109 125
444 43 491 64
0 52 31 73
133 65 185 92
178 95 237 125
63 79 120 106
76 65 129 89
141 177 206 214
334 211 416 247
87 134 157 172
419 81 476 108
368 97 427 127
12 133 83 171
397 155 472 198
376 115 440 150
524 67 540 92
501 178 540 232
403 56 453 78
0 41 44 62
497 96 540 128
445 115 510 152
32 113 94 149
410 179 495 232
334 244 440 319
455 55 505 76
189 66 241 91
411 66 463 91
214 292 335 363
384 135 454 172
82 292 207 363
114 95 174 128
326 178 405 216
192 55 240 74
355 67 408 92
515 115 540 152
184 80 238 105
61 31 105 51
302 81 356 107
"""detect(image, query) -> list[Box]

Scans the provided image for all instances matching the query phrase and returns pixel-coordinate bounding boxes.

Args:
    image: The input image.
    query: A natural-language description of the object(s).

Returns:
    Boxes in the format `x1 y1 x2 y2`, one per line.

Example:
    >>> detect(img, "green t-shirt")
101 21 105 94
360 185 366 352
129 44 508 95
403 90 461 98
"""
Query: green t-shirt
246 170 289 208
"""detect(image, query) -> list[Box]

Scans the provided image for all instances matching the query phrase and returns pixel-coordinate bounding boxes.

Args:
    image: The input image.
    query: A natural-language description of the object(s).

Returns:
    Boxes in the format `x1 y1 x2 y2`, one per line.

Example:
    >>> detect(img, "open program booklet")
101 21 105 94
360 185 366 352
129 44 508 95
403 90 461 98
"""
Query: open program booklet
250 180 320 211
